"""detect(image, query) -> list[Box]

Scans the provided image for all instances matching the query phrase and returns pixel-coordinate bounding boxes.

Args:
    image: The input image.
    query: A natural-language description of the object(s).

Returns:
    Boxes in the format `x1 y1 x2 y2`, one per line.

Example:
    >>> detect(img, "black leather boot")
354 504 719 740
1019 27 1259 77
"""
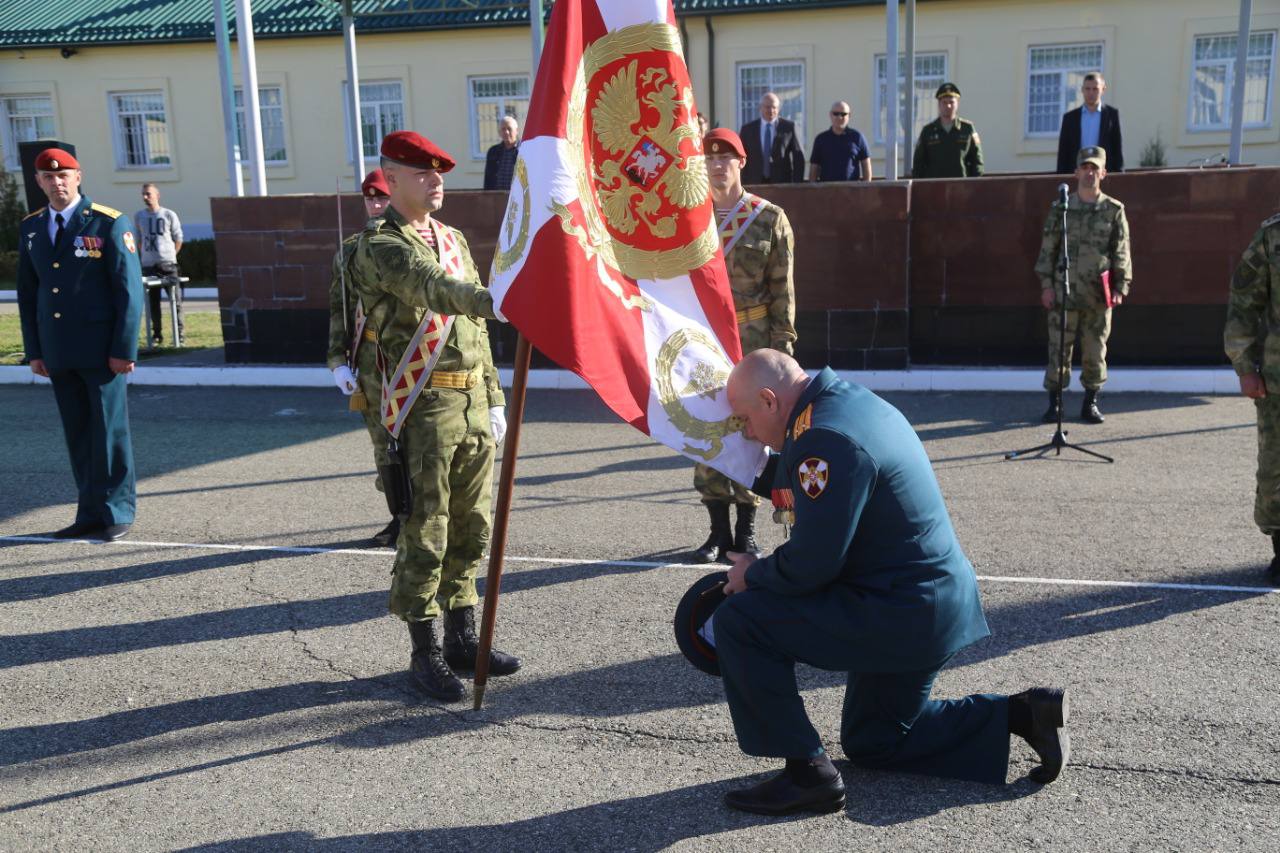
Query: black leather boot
1041 391 1061 423
1081 389 1104 424
1269 535 1280 585
734 504 762 557
443 605 522 675
1009 687 1070 784
407 619 465 702
371 517 400 548
693 503 733 563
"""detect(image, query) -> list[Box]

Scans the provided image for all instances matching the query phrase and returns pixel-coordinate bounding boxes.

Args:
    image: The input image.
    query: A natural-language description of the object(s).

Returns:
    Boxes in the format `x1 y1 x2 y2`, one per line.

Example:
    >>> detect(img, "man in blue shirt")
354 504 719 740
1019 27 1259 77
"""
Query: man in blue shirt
808 101 872 182
713 349 1069 815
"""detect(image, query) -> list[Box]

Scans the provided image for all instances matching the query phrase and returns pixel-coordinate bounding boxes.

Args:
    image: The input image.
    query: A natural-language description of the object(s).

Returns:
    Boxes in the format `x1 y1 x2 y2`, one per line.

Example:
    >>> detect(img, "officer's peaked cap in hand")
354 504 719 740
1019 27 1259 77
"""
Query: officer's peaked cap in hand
380 131 456 173
674 571 730 677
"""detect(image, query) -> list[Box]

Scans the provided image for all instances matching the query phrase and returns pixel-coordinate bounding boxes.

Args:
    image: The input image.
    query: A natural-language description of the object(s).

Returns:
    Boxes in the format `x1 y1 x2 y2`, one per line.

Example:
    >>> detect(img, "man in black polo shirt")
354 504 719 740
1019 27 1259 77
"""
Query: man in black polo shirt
809 101 872 182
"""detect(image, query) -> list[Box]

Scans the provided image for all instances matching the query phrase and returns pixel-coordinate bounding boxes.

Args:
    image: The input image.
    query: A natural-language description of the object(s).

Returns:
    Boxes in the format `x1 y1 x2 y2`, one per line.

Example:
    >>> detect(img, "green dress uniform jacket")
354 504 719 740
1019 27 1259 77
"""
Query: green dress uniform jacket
714 369 1010 782
16 196 144 526
911 117 984 178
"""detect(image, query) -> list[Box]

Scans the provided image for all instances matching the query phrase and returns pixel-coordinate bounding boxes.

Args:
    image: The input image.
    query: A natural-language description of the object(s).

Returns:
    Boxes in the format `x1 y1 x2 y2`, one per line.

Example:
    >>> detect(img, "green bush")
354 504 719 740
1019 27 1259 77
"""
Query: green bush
0 168 27 252
0 249 16 281
178 237 216 283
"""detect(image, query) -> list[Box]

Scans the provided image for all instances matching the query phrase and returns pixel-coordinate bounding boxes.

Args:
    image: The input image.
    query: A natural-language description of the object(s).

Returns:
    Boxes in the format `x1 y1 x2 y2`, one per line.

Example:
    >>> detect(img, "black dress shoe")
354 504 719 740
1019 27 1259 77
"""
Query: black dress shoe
1016 687 1071 784
52 520 102 539
99 523 132 542
724 769 846 816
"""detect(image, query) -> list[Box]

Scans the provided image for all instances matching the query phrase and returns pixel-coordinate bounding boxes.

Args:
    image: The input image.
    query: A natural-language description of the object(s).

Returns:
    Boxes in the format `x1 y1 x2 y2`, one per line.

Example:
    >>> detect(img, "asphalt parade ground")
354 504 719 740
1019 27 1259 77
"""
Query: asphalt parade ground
1 384 1276 851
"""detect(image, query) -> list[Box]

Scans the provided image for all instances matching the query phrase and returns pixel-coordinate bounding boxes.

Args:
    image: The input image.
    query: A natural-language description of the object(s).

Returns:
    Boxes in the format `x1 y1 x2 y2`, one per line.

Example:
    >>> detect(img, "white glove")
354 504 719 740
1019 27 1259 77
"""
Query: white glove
489 406 507 444
332 365 357 395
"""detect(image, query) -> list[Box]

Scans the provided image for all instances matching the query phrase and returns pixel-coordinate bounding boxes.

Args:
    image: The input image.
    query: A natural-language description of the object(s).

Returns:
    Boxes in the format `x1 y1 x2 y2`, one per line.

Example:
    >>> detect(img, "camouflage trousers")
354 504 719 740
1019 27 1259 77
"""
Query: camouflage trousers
1255 394 1280 534
388 388 495 622
694 463 761 506
1044 305 1112 392
352 348 390 492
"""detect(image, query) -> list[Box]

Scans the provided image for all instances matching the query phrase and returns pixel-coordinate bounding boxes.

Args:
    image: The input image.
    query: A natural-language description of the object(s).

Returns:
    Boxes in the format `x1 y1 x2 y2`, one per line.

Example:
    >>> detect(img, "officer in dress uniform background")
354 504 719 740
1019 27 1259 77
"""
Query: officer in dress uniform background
16 147 144 542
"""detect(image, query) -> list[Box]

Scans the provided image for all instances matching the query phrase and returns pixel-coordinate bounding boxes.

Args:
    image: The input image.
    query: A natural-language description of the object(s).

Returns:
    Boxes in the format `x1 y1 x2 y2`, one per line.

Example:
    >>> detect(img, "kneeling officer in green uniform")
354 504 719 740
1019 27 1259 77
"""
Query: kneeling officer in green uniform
714 350 1070 816
347 130 520 702
18 147 144 542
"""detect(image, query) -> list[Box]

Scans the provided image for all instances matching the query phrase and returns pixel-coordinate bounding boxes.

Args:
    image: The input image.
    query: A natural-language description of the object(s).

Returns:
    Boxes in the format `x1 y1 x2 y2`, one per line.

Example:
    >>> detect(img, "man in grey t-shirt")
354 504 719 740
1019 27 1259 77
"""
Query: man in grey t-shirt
134 183 184 345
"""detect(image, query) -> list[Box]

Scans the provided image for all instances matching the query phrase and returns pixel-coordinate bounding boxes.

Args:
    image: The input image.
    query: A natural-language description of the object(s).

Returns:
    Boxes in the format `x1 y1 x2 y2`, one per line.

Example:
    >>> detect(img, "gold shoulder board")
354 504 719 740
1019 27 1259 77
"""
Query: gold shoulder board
22 207 46 221
791 404 813 441
91 202 123 219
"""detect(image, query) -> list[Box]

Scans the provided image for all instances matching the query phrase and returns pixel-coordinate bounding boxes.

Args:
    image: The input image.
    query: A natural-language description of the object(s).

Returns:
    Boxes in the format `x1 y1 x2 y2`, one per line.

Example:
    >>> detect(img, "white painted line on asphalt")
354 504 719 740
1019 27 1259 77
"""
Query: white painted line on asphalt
2 535 1276 595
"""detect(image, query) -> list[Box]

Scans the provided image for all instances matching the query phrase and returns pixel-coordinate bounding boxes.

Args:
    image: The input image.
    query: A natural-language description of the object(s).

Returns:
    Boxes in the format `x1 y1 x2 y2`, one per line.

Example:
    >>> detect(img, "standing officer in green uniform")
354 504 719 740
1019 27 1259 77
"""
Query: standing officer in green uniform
348 131 520 702
17 147 143 542
328 168 400 547
911 82 984 179
713 350 1070 816
1035 147 1131 424
692 128 797 564
1225 211 1280 584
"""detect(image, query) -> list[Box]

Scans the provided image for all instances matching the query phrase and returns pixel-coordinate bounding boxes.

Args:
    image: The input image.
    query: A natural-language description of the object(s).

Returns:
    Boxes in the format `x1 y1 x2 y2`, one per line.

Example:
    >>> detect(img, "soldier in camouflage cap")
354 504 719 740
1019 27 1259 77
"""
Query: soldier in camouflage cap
695 128 797 563
1034 146 1131 424
1224 211 1280 584
328 169 398 546
347 131 522 701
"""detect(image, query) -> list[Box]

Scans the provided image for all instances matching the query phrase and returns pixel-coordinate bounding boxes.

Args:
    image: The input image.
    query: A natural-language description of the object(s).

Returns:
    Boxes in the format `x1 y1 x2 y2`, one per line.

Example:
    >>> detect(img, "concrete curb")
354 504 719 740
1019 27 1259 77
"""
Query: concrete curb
0 364 1241 393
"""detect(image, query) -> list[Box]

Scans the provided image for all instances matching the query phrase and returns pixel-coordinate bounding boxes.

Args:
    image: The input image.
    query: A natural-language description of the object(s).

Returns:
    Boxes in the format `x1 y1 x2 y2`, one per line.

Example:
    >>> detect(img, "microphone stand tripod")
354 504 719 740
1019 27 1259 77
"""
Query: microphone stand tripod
1006 187 1114 463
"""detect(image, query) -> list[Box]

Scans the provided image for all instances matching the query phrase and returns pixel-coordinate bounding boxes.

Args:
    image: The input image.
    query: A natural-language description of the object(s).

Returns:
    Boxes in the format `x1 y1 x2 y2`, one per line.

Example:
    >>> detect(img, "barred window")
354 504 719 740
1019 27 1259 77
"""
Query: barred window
234 86 288 164
2 95 56 170
109 91 172 168
344 80 405 161
468 75 530 158
737 62 805 142
1189 31 1276 130
1026 43 1104 137
874 52 947 145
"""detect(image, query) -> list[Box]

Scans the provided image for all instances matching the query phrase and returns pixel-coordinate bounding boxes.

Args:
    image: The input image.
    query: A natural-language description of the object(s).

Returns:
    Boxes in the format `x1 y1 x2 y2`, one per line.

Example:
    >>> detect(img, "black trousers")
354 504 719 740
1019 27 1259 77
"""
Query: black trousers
144 262 184 340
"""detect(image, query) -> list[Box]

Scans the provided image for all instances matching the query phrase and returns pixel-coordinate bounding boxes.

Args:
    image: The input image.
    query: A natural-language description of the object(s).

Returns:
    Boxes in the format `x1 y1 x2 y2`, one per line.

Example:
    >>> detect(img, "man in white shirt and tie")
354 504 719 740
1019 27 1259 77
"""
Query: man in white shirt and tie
740 92 806 184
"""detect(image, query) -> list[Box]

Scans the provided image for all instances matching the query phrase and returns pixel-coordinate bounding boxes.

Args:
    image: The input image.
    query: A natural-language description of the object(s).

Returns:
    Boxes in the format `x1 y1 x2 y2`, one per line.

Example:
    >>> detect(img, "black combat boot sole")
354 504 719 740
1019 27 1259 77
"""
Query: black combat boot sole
1026 687 1070 784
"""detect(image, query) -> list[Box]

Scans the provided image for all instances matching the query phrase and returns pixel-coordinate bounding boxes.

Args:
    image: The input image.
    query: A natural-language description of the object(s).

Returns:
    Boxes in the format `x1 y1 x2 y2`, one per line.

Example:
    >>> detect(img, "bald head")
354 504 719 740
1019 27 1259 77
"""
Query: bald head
727 350 810 449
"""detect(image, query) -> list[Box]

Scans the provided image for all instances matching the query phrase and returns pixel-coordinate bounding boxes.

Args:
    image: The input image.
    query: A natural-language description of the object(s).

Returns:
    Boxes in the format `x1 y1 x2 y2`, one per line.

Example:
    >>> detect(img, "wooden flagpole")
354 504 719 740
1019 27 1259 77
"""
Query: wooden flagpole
473 332 533 710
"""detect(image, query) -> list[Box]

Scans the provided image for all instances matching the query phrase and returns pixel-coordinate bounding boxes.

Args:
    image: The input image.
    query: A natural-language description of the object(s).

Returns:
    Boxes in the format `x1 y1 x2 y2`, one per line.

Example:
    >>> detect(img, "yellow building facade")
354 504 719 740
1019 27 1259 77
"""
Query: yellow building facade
2 0 1276 236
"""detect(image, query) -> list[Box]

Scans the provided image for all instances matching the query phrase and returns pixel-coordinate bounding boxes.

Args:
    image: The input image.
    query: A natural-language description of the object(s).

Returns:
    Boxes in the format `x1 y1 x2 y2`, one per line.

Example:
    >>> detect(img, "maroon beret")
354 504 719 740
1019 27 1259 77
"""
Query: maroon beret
35 147 79 171
361 168 390 198
380 131 455 172
703 128 746 160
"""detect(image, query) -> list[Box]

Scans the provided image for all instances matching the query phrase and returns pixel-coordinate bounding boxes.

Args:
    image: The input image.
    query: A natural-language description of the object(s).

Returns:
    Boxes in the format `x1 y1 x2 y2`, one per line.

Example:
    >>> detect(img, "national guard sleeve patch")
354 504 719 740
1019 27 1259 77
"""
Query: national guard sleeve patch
797 457 829 499
123 231 136 254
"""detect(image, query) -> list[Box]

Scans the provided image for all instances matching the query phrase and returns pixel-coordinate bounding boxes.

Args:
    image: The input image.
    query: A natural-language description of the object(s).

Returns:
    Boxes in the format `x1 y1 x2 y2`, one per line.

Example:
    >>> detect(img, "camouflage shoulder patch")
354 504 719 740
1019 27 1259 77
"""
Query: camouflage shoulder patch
790 404 813 441
1262 212 1280 230
22 207 45 221
797 457 829 499
90 202 122 219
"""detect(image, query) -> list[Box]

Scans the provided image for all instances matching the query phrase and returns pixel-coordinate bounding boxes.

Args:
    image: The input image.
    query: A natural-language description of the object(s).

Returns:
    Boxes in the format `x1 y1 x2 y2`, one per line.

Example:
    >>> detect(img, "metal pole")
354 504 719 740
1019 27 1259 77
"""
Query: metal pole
885 0 899 179
233 0 267 195
1228 0 1253 165
342 0 365 188
905 0 916 164
530 0 544 72
212 0 244 196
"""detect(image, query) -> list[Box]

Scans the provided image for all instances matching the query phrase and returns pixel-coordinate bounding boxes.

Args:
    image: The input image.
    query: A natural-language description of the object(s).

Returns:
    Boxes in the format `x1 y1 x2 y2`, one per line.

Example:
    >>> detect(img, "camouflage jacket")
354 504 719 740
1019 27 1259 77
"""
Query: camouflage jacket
348 206 504 408
911 117 984 179
1034 191 1131 310
326 234 360 370
724 194 797 355
1225 214 1280 380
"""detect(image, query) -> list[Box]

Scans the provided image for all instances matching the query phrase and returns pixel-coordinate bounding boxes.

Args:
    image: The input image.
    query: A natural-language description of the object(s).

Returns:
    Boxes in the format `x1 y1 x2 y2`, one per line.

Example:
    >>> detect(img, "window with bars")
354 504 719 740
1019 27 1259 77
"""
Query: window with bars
1189 31 1276 131
736 62 805 142
109 91 172 167
468 75 530 158
874 52 947 145
233 86 287 164
1025 43 1104 137
344 80 405 161
2 95 56 170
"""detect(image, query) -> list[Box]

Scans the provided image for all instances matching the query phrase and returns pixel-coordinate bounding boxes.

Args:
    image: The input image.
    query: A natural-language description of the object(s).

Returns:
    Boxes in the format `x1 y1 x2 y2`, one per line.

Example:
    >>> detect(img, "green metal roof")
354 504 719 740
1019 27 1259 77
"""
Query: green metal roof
0 0 892 49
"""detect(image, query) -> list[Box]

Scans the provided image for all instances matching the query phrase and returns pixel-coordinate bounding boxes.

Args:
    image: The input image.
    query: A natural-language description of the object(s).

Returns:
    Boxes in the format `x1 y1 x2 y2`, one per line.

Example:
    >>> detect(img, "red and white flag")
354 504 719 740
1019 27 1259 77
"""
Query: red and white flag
490 0 767 484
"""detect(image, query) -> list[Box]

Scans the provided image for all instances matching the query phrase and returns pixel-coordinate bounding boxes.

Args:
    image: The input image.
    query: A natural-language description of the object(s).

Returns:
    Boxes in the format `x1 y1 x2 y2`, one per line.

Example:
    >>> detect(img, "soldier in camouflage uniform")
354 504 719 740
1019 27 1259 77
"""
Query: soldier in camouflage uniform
1224 211 1280 584
911 83 984 179
693 128 797 563
1035 146 1131 424
327 169 398 546
348 131 521 702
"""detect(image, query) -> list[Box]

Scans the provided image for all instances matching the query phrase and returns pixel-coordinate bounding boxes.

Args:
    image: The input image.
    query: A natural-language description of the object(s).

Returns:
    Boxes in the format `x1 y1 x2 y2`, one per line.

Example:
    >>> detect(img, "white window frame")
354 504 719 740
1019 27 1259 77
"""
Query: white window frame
1024 42 1105 138
1 93 57 171
1188 30 1277 132
108 90 173 169
873 52 948 145
233 85 288 165
467 75 530 159
343 79 405 163
736 61 806 143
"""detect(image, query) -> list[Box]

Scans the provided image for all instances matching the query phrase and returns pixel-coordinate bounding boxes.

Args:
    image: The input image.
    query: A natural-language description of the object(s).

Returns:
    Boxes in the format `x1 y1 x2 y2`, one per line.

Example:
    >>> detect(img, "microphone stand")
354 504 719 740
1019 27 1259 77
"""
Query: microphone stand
1006 184 1114 463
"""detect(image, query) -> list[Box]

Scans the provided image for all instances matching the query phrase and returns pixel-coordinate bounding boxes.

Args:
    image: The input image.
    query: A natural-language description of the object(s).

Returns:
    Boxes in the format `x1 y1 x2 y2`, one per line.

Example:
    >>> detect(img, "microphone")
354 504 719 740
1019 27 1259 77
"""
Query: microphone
1057 183 1069 204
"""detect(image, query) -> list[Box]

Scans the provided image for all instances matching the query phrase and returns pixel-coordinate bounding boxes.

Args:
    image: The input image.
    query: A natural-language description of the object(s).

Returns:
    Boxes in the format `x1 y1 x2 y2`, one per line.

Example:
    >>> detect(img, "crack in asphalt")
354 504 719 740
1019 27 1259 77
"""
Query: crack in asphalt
1074 760 1280 787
